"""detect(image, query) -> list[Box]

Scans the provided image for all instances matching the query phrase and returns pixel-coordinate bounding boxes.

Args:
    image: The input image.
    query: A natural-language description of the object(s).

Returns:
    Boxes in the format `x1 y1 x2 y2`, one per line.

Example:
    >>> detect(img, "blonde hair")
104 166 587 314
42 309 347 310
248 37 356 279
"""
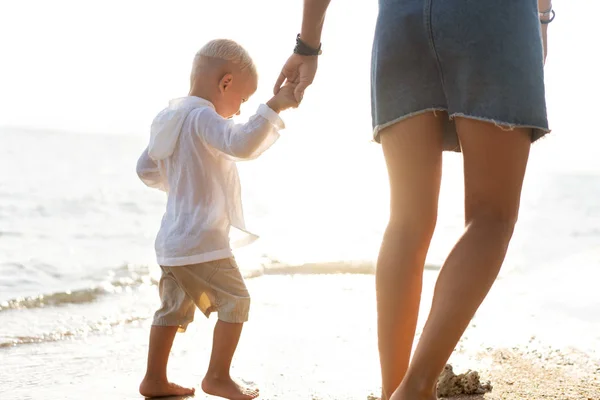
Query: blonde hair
195 39 257 76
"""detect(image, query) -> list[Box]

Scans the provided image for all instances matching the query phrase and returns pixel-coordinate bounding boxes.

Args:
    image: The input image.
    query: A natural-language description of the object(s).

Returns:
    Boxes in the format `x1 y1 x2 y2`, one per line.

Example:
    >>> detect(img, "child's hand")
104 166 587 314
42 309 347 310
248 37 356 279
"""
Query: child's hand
267 83 300 113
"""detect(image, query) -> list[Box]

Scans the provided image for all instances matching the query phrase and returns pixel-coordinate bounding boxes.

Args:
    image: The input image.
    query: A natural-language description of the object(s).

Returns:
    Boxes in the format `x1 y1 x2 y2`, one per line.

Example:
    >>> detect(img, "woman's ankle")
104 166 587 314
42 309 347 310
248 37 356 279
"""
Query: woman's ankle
395 377 436 400
204 369 232 381
141 372 168 383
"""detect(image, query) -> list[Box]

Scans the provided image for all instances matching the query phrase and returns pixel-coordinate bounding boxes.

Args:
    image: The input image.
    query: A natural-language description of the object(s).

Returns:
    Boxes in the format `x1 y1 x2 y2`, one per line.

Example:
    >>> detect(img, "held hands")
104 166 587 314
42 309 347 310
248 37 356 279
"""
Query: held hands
267 83 300 113
273 53 318 103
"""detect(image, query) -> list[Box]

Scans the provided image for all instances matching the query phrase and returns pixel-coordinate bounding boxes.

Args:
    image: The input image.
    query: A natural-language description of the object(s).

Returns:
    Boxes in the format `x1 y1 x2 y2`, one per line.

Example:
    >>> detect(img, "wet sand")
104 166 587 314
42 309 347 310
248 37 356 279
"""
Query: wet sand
1 273 598 399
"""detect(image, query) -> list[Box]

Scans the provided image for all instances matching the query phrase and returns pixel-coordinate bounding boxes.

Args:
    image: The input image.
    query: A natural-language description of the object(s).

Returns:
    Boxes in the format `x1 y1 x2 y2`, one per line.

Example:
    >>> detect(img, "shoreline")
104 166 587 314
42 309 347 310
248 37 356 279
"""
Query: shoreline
2 274 598 399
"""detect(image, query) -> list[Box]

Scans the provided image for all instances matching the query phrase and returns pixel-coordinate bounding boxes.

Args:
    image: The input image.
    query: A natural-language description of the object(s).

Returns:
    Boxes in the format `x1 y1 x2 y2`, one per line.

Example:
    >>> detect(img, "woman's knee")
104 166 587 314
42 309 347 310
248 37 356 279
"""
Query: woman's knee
385 208 438 250
466 207 519 240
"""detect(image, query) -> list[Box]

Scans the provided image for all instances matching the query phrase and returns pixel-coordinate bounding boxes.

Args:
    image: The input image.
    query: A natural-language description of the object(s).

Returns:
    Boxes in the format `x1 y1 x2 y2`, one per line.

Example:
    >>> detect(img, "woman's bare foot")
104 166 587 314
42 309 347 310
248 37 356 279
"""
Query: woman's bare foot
389 383 437 400
139 378 196 398
389 394 437 400
389 390 437 400
201 376 259 400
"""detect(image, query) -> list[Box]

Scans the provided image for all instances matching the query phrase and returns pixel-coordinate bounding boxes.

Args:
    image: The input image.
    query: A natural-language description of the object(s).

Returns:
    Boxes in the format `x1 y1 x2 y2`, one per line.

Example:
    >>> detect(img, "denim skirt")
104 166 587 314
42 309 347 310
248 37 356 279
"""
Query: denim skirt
371 0 550 151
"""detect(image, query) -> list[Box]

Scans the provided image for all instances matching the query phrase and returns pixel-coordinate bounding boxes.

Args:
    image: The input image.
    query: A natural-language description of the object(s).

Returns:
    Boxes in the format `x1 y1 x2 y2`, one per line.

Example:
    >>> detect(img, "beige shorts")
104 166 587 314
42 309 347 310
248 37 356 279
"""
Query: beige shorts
152 258 250 331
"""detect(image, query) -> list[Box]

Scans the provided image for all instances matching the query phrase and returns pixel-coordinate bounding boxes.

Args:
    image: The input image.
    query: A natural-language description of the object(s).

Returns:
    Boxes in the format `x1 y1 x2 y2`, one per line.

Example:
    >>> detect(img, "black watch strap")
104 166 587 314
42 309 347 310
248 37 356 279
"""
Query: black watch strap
294 34 322 56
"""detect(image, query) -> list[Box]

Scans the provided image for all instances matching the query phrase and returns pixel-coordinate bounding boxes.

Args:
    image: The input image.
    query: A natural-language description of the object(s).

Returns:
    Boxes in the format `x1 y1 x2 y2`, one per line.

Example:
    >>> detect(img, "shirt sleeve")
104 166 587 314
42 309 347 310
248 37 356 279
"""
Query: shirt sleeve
190 104 285 161
136 146 166 191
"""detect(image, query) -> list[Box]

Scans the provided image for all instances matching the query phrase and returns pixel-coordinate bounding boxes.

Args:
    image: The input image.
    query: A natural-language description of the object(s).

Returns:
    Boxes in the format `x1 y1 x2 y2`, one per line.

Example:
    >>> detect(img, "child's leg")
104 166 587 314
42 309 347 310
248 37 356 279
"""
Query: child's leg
201 321 259 400
139 325 195 398
167 258 256 400
139 267 196 398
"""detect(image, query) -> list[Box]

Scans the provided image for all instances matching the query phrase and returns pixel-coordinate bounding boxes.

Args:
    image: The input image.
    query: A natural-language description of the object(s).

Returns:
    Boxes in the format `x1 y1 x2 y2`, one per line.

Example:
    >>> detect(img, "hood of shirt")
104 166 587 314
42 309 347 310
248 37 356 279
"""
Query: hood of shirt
148 96 215 161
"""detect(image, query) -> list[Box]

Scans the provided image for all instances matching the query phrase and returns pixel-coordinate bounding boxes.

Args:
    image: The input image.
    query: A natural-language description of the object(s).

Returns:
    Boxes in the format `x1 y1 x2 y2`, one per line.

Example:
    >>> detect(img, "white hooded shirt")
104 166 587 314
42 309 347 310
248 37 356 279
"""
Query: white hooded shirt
136 96 284 266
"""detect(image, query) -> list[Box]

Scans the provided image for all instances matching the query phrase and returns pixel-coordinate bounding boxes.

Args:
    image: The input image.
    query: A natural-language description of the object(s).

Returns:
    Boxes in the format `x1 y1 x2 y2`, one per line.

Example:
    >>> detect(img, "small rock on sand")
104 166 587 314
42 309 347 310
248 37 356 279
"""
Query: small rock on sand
437 364 493 398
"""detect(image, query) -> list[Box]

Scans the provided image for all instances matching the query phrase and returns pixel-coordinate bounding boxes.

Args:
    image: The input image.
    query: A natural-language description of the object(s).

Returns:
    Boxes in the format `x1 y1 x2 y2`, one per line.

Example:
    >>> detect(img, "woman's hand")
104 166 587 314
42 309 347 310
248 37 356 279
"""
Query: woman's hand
273 53 318 103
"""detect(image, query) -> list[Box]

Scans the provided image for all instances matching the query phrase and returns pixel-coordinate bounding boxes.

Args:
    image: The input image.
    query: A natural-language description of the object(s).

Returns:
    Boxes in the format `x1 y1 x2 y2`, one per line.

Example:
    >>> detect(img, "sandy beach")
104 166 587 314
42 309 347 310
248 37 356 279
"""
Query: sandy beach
1 1 600 399
2 271 598 400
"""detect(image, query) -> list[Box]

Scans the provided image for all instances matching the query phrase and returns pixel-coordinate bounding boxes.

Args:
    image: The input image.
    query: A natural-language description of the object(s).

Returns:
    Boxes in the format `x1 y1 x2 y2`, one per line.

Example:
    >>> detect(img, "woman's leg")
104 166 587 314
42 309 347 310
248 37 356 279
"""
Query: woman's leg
391 118 531 400
377 112 445 399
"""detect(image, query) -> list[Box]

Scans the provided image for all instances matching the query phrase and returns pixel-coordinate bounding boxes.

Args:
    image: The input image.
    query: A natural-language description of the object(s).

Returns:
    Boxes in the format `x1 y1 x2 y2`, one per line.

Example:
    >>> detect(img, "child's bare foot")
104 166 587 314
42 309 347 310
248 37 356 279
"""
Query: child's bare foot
201 376 259 400
139 378 196 398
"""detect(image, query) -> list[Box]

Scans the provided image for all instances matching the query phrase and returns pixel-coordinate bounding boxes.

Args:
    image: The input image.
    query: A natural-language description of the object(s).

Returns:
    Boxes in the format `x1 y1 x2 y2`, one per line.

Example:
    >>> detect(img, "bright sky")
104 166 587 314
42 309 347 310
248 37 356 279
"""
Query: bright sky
0 0 597 172
0 0 308 134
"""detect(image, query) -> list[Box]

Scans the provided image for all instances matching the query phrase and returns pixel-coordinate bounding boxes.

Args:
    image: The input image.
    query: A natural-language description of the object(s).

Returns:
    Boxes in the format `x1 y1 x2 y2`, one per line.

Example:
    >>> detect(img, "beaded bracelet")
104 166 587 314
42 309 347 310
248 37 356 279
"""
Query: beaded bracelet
294 34 322 56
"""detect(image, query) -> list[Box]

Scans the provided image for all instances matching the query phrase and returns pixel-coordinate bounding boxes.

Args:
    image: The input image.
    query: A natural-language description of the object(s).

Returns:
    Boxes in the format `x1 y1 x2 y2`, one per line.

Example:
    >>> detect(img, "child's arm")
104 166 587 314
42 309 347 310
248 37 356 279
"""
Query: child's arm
192 85 298 160
136 147 167 191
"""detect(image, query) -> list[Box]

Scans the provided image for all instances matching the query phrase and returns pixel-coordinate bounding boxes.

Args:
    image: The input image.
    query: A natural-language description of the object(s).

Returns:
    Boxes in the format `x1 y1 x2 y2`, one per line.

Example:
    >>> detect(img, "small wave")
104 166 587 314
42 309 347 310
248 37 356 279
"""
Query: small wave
0 230 21 238
0 260 441 312
262 261 441 275
0 273 157 312
0 315 147 349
